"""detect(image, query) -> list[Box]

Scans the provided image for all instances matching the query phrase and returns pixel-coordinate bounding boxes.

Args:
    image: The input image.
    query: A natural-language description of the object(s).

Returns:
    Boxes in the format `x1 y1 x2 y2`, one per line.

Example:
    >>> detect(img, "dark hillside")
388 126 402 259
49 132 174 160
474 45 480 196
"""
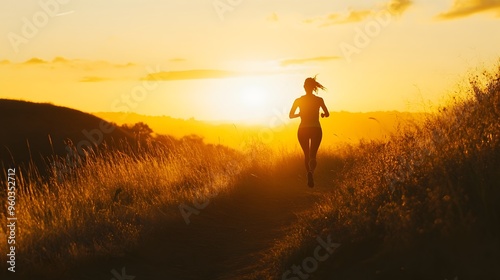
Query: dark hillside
0 99 133 173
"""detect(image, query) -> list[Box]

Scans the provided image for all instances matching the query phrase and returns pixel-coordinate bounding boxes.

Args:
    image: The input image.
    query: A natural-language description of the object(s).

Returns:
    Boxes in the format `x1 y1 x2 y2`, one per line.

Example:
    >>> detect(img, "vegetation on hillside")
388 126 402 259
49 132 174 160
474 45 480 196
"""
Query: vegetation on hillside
257 64 500 279
0 139 244 277
0 64 499 279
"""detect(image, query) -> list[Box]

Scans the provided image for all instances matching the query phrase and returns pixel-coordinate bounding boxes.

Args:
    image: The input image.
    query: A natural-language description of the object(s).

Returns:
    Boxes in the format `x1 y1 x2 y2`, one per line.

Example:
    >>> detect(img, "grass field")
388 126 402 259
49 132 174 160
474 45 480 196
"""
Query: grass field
257 64 500 279
1 64 499 279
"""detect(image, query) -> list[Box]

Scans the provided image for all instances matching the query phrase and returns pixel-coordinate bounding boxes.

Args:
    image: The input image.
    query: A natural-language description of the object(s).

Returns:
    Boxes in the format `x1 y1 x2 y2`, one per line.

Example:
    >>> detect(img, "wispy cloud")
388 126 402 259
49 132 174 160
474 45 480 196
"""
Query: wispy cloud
142 69 240 81
79 76 111 83
305 11 370 27
438 0 500 19
323 10 373 26
52 56 69 63
23 57 47 64
342 10 373 23
387 0 413 16
305 0 413 27
280 56 341 67
13 57 137 69
3 57 141 82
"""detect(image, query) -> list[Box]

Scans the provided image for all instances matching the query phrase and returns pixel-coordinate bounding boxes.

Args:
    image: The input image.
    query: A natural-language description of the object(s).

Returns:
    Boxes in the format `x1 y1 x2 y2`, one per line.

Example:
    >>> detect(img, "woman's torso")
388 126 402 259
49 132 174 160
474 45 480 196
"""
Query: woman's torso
297 94 322 128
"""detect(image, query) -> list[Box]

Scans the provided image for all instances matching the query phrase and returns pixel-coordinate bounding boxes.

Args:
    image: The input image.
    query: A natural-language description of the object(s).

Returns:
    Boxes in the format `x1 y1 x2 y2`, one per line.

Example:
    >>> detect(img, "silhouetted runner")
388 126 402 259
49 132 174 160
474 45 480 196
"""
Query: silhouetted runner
289 76 330 187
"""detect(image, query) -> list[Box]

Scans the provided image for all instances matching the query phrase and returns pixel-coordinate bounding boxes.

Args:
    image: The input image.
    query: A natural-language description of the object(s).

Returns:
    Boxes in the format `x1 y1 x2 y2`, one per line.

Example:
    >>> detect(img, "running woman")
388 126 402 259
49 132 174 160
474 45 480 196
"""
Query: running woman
289 76 330 187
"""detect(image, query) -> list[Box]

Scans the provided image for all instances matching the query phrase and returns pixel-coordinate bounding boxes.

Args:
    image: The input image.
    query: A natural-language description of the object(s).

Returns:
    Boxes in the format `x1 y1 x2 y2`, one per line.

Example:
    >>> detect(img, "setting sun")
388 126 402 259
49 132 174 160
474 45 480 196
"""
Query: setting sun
240 86 270 110
2 0 500 121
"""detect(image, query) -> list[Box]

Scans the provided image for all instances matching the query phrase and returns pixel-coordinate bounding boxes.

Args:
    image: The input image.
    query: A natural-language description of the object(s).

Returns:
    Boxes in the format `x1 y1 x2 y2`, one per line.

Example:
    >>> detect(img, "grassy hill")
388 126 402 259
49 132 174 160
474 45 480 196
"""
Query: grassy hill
0 64 499 279
256 64 500 279
0 99 133 174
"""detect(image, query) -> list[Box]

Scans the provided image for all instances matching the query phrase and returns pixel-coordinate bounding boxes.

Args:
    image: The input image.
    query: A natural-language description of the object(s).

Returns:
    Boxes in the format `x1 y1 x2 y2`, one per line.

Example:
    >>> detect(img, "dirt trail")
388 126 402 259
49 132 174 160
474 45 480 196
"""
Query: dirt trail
71 174 325 280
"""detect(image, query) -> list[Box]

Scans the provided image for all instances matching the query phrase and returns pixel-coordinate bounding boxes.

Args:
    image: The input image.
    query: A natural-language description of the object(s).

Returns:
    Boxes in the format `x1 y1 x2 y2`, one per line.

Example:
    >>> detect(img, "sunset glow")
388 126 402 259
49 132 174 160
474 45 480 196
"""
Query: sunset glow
1 0 500 122
2 2 500 278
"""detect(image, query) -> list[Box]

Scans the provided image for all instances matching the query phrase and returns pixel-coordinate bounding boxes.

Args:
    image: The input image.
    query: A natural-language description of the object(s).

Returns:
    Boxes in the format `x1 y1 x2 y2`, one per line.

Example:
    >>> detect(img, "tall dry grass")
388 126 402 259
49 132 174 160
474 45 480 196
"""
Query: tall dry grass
1 63 499 279
0 139 244 275
258 64 500 279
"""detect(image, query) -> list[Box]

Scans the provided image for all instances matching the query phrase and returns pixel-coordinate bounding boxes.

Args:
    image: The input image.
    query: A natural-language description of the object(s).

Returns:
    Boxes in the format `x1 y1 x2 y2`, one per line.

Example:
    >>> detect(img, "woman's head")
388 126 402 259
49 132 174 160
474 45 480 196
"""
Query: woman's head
304 76 326 94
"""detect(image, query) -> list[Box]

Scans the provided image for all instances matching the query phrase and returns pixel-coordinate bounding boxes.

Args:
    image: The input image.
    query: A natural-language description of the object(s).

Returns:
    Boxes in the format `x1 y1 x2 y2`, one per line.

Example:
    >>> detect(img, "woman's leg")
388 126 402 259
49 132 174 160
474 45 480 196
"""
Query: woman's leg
297 128 310 172
309 127 323 173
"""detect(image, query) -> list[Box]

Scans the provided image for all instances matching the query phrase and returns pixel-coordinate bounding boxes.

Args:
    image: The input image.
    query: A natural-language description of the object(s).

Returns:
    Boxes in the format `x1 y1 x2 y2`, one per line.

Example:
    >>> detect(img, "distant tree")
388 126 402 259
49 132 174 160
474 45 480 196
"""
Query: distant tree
121 122 153 142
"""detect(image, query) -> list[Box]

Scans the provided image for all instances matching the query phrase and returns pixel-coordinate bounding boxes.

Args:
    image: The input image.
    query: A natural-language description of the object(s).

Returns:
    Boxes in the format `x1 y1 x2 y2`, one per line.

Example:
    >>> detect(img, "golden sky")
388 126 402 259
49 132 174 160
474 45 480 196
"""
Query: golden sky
1 0 500 123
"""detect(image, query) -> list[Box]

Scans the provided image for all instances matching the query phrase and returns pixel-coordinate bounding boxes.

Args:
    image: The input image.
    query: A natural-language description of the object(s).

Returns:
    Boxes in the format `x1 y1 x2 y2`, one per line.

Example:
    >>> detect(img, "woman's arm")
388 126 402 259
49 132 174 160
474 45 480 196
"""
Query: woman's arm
320 98 330 118
289 99 300 119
